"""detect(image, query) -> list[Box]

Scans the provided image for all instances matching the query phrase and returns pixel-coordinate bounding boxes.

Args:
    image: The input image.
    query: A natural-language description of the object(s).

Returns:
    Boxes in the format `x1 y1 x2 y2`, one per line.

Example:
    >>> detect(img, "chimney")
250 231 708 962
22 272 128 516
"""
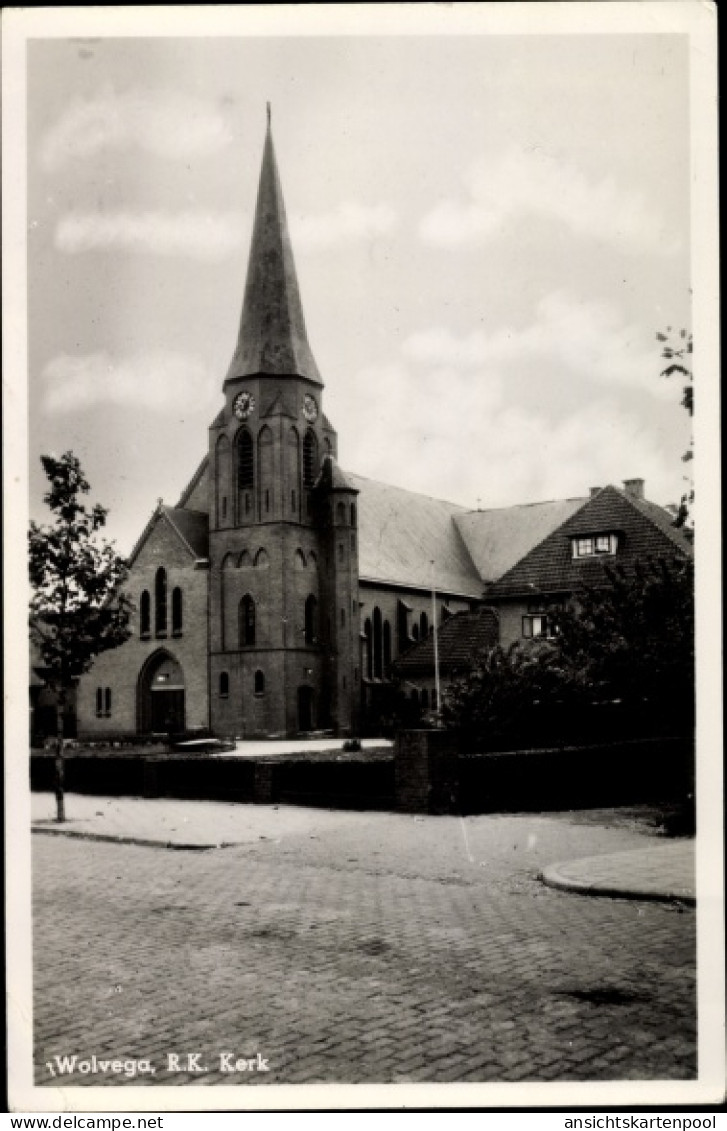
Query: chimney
589 486 601 498
623 478 645 500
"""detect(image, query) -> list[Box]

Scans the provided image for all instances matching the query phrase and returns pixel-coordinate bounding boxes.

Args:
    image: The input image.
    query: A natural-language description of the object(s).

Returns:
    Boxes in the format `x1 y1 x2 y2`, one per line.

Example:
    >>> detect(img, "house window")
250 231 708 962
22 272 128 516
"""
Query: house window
363 618 373 680
373 607 383 679
572 533 617 558
254 670 265 696
219 672 229 697
140 590 151 637
420 611 429 638
383 621 392 678
154 568 167 636
240 594 256 646
172 587 183 636
522 614 551 639
96 687 111 717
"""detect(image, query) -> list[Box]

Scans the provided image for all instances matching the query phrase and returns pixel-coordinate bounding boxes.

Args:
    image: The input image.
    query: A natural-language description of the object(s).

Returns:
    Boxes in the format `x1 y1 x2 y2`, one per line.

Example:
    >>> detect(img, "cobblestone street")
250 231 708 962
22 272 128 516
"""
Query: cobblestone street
32 802 696 1088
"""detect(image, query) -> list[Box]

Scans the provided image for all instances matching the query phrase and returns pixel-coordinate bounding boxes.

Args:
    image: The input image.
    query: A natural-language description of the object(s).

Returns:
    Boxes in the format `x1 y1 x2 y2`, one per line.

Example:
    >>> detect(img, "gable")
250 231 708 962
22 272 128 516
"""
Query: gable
487 485 693 598
130 507 208 573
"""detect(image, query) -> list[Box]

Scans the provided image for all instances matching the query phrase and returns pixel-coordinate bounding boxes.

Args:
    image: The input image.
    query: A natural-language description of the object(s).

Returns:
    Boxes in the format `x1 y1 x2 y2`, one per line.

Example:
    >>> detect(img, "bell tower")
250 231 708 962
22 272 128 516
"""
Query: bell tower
208 110 357 738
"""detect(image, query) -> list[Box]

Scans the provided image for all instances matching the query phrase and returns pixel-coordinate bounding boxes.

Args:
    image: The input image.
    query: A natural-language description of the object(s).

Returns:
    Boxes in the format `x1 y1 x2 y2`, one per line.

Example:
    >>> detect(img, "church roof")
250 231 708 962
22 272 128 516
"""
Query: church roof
224 109 322 387
486 484 693 599
394 608 500 677
453 497 588 583
347 474 483 597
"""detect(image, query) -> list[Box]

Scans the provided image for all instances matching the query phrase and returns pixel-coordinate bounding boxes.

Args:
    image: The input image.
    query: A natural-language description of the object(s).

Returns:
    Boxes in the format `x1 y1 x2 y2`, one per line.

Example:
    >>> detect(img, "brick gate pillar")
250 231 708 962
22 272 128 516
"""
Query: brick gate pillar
394 730 459 814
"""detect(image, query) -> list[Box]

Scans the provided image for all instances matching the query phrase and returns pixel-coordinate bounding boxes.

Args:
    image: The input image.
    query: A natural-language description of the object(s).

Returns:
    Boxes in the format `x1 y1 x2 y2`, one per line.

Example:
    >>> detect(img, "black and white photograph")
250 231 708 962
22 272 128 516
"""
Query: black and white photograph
4 2 723 1114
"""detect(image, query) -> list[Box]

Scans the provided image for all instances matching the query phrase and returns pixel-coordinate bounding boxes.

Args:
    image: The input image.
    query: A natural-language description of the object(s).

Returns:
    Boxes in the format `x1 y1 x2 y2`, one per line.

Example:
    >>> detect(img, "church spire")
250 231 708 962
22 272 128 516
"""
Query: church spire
225 109 322 386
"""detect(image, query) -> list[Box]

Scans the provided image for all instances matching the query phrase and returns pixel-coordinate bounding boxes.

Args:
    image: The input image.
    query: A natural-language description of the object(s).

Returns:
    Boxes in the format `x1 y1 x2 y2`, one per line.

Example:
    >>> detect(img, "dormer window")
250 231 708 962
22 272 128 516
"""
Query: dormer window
572 533 618 559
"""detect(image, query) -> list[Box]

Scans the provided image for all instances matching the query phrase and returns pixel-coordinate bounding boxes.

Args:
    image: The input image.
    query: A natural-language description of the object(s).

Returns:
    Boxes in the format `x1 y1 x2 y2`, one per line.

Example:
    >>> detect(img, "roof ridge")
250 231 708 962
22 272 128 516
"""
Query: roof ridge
458 495 588 517
344 470 471 513
614 487 692 555
176 455 209 508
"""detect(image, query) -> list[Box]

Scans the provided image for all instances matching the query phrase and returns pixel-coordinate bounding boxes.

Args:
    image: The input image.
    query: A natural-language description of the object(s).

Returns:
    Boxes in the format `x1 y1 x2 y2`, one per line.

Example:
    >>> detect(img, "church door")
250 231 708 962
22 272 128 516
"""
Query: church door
297 686 314 732
139 651 186 735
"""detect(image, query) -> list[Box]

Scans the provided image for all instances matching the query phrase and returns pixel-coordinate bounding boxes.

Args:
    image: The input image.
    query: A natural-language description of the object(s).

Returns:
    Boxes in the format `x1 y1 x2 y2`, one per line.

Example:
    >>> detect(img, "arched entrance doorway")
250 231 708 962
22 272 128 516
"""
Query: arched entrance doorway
138 650 186 735
297 685 314 733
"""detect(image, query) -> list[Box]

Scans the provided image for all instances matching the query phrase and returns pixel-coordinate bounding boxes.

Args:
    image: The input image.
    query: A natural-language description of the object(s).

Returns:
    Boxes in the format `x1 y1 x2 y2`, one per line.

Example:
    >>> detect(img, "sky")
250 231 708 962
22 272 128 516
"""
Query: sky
20 9 699 556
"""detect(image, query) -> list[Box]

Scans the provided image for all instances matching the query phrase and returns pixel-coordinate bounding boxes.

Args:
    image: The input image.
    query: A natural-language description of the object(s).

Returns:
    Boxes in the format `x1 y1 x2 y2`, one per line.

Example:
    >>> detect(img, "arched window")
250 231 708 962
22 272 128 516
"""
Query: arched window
254 548 269 569
350 503 357 527
140 590 151 637
237 429 254 489
219 672 229 697
336 501 346 524
294 549 306 570
420 611 429 638
154 568 167 636
172 587 183 635
304 594 318 645
303 429 318 488
215 435 231 527
373 607 383 679
254 670 265 696
258 425 274 517
240 594 256 646
364 618 373 680
383 621 392 677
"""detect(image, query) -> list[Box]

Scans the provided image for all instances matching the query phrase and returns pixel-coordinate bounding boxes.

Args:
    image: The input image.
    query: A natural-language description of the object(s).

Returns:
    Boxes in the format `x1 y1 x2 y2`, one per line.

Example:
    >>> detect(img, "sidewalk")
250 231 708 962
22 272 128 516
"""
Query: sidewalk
31 792 695 903
540 840 695 904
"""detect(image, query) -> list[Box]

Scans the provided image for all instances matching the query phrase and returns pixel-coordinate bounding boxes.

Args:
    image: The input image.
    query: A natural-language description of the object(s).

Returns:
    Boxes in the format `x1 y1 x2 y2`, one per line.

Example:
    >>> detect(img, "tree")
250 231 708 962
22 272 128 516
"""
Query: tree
657 327 693 534
29 452 132 821
442 556 694 748
547 556 695 734
441 640 561 749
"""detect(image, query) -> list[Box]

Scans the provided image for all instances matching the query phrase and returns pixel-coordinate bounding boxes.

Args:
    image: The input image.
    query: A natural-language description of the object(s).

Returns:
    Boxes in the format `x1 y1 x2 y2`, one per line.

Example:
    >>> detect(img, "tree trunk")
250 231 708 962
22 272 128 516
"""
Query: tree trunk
54 690 66 823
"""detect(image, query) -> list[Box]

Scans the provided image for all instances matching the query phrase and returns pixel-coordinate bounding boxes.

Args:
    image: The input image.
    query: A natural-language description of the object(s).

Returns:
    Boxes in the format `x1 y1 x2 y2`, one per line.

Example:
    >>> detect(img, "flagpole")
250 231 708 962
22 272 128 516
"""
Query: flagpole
431 559 441 722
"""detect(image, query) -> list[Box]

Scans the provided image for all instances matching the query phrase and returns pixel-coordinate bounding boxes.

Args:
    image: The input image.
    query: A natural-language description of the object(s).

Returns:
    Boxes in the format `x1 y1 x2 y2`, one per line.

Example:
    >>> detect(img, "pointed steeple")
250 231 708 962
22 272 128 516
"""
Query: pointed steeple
225 109 322 386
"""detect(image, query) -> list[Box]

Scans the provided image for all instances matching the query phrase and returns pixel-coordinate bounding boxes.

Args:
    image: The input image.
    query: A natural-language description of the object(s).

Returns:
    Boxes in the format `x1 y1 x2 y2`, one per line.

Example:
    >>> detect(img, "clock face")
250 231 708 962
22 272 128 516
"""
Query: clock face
302 394 318 423
233 391 255 421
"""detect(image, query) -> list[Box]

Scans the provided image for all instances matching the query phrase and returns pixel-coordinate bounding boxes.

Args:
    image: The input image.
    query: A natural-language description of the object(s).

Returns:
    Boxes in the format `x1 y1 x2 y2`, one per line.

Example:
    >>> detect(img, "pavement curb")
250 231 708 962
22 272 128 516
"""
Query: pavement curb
539 862 696 905
31 826 227 851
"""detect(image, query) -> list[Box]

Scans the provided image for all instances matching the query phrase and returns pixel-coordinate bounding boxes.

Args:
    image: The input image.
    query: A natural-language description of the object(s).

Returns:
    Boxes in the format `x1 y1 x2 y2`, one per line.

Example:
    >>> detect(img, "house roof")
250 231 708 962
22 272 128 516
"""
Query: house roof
346 473 483 597
486 485 693 599
454 497 587 583
394 608 499 677
176 456 209 508
224 112 322 387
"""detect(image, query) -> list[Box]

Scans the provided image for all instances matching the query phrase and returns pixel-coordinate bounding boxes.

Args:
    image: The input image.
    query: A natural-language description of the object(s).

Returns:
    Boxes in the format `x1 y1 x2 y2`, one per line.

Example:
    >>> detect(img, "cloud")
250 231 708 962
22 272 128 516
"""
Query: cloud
55 210 247 260
337 357 679 511
402 292 672 398
39 86 233 171
291 202 397 250
41 350 218 413
419 145 679 255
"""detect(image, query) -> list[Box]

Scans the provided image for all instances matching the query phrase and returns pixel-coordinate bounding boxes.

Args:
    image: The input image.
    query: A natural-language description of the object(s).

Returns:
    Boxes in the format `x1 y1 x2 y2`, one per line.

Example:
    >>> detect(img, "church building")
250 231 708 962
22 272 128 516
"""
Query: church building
75 114 691 742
